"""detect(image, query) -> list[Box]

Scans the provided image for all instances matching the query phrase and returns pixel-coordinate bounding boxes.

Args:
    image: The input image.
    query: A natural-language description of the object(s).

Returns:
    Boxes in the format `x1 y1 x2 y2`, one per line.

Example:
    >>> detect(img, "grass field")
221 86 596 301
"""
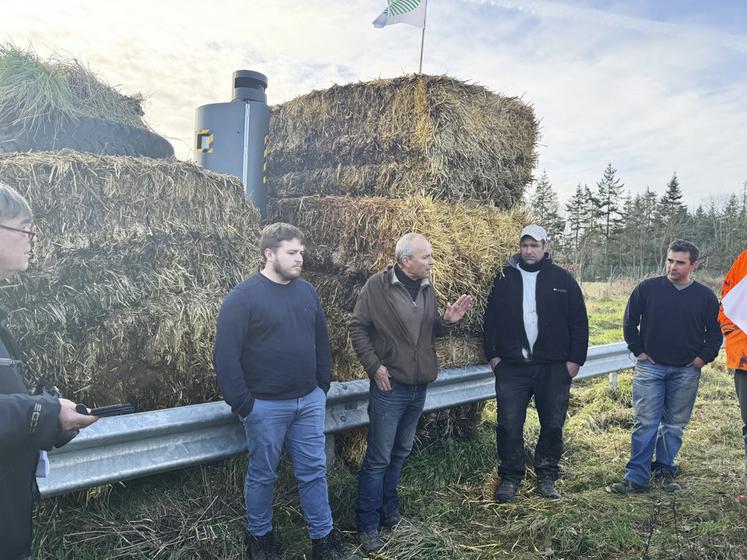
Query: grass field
31 281 746 559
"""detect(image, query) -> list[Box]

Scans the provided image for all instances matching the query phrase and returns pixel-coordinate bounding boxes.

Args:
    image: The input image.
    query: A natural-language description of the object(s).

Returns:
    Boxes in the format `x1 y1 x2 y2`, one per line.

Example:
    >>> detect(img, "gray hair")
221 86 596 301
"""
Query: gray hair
0 182 32 223
395 233 426 264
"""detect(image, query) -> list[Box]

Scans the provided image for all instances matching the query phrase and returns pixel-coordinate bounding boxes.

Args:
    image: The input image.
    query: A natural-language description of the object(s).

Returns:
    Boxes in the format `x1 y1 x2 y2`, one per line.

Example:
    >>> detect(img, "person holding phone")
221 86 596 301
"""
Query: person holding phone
0 182 98 560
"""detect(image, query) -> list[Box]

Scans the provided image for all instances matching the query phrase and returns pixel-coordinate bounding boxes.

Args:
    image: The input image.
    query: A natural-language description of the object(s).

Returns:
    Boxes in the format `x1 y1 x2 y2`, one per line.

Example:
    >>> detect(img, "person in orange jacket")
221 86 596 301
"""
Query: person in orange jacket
719 249 747 504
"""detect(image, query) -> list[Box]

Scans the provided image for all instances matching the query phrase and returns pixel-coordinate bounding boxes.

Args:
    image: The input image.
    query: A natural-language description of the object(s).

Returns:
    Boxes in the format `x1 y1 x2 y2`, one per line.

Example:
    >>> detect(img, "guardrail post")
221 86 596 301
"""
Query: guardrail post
609 371 619 392
325 433 336 467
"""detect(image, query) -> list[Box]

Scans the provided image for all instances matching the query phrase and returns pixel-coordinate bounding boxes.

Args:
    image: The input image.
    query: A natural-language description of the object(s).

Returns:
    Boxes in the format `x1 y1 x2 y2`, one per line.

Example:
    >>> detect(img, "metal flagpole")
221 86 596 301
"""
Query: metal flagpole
418 0 428 73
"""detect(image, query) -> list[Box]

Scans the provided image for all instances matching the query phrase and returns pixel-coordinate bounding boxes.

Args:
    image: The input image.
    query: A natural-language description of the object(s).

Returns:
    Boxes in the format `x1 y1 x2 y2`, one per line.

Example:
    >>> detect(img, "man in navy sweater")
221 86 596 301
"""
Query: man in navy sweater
609 240 722 494
214 223 352 560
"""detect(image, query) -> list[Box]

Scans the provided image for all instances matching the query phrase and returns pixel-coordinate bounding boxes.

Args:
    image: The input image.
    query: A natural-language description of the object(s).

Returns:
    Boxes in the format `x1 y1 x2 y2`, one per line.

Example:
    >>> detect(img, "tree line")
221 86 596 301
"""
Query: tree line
527 164 747 280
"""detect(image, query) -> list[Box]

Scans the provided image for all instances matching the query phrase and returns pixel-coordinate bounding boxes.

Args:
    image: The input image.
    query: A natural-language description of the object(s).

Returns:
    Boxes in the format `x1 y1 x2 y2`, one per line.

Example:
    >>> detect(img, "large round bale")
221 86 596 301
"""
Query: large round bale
0 151 261 408
267 74 538 208
0 45 173 158
269 193 526 336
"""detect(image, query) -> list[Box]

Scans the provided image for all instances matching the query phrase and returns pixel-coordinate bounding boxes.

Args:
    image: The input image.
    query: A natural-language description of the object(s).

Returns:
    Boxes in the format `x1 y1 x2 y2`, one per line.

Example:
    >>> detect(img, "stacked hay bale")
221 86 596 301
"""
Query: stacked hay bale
0 151 261 410
266 75 537 450
0 45 173 158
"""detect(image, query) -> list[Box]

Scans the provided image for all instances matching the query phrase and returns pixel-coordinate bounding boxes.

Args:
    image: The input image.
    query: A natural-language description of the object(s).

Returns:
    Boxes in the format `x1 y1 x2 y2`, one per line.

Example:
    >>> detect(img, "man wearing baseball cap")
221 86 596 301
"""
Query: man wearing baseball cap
483 224 589 503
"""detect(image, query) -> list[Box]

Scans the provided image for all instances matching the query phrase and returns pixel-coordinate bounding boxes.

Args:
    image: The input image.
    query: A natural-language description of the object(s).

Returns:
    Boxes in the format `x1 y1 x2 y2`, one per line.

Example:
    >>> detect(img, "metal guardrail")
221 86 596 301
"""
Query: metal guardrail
38 342 634 497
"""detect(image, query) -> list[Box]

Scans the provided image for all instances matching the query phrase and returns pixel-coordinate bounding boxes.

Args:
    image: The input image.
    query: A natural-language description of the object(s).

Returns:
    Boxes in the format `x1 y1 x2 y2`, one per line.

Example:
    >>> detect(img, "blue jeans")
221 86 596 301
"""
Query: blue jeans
625 360 701 486
356 380 427 533
242 386 333 539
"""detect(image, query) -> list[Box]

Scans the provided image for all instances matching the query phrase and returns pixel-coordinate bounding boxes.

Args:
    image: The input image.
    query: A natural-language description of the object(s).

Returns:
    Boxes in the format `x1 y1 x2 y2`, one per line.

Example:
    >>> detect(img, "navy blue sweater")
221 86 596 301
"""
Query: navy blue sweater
623 276 722 367
213 273 332 418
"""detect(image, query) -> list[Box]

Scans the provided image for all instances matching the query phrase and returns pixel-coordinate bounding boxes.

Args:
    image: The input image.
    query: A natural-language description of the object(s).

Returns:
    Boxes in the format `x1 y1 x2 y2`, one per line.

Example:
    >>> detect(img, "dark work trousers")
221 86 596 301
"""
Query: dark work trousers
737 369 747 474
495 361 572 483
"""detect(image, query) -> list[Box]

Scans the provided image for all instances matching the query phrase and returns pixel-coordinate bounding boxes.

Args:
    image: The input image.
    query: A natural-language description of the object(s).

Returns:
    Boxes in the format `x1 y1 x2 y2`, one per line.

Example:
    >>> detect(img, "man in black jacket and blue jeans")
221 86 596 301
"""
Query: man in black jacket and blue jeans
483 224 589 503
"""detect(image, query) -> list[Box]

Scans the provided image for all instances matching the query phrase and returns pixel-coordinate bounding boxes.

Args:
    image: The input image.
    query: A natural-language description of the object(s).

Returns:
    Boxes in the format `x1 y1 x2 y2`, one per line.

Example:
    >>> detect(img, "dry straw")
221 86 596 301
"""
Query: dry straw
269 193 527 335
0 151 262 407
268 74 538 208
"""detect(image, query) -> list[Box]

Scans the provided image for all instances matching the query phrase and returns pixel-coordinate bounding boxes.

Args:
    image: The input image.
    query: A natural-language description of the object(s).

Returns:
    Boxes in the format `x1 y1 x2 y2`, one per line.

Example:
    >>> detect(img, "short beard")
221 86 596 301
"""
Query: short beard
273 262 302 281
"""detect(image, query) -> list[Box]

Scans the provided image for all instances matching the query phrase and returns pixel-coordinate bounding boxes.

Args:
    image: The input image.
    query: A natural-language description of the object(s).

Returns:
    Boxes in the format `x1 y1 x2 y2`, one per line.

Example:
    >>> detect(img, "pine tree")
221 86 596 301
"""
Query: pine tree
657 172 687 245
565 184 586 258
641 188 662 270
595 163 625 276
721 194 741 266
582 184 599 233
690 204 712 267
529 170 565 246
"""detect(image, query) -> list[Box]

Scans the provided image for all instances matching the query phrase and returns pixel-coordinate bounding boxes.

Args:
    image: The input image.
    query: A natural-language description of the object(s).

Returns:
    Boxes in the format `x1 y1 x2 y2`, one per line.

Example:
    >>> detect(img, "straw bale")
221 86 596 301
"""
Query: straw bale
269 194 526 334
76 289 222 409
417 402 487 445
0 151 252 238
267 74 538 207
303 271 366 313
0 151 262 405
0 46 173 158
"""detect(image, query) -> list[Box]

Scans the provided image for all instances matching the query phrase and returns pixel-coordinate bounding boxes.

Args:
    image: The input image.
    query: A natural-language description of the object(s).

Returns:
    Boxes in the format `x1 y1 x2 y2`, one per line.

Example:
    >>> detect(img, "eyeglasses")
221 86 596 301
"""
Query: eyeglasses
0 224 37 241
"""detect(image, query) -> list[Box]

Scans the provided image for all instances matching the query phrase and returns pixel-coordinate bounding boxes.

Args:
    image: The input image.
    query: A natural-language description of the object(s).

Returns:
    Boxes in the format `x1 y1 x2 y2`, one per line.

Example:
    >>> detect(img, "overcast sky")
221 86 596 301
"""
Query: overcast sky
3 0 746 206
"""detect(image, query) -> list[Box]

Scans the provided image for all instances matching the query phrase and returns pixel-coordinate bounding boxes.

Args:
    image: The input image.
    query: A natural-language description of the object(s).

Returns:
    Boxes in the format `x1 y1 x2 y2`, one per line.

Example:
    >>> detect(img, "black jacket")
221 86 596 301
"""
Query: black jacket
1 306 60 560
483 255 589 366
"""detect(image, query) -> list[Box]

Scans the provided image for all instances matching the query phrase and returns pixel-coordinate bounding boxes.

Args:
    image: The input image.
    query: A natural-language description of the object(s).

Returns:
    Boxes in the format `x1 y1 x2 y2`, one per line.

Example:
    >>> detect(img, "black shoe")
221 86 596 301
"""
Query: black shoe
606 479 648 495
357 530 385 553
246 531 281 560
657 470 682 492
494 480 519 503
536 479 561 500
380 513 413 530
312 529 357 560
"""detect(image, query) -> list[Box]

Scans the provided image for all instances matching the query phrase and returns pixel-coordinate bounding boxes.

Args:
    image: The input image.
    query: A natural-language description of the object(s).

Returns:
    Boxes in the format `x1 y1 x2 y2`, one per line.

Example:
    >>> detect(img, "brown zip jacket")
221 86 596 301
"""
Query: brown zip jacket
350 267 453 385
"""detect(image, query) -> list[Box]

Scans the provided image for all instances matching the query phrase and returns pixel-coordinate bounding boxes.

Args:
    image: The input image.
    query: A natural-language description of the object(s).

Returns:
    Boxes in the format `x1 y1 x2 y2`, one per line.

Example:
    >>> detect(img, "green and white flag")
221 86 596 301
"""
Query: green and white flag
373 0 427 29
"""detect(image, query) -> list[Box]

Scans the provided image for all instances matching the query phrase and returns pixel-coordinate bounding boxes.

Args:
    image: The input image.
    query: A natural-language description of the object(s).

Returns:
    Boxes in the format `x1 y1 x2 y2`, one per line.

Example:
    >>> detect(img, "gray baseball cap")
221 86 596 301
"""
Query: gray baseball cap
520 224 548 242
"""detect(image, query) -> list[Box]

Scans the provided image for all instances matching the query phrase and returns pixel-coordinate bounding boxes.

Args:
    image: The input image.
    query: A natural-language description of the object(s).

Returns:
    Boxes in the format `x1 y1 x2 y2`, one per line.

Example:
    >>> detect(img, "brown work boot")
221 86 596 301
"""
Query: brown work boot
658 470 682 492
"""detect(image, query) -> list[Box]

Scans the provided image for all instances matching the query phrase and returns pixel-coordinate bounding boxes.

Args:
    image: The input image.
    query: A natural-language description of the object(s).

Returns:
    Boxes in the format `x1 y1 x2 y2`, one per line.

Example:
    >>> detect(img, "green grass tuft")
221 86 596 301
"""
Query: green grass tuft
0 44 146 135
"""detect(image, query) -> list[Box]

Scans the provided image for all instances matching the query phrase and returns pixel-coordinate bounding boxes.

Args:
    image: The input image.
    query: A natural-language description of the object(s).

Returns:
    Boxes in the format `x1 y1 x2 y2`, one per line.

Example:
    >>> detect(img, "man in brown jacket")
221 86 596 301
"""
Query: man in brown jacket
350 233 472 553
